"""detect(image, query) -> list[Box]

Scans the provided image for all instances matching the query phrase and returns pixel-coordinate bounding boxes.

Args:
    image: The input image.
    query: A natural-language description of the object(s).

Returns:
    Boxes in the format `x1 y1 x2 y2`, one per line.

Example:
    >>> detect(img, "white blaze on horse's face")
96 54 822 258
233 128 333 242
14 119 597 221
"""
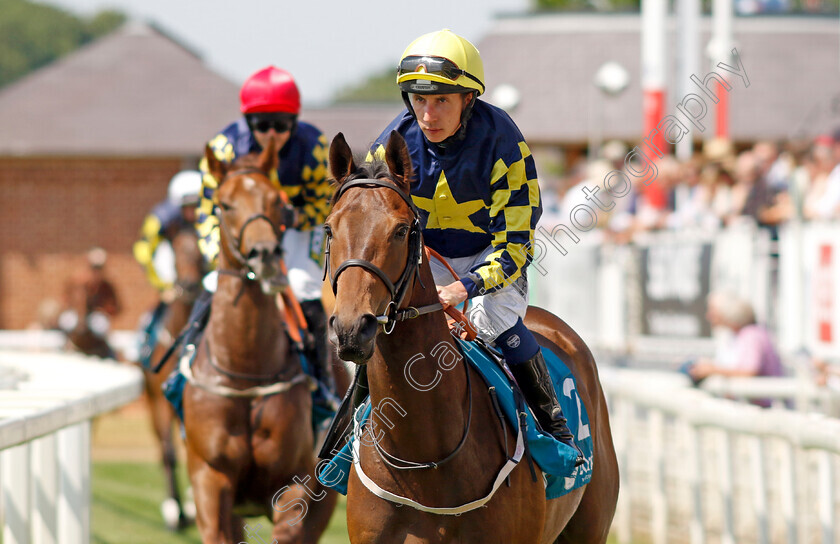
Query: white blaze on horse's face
218 174 288 294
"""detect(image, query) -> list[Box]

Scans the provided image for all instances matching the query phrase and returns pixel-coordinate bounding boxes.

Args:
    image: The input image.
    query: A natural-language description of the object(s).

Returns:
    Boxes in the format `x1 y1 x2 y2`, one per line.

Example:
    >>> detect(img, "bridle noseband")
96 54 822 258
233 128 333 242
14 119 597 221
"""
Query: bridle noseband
324 178 442 332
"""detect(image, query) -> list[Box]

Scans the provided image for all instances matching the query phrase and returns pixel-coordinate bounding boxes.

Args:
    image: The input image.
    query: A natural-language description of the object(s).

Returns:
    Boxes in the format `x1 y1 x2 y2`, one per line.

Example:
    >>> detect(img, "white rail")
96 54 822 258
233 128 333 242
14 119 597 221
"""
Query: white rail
602 367 840 544
0 349 143 544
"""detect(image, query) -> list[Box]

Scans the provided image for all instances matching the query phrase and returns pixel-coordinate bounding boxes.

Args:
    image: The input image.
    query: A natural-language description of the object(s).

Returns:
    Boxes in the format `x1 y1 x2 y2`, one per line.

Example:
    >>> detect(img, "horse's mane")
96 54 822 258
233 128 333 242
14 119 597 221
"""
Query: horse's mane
331 159 397 205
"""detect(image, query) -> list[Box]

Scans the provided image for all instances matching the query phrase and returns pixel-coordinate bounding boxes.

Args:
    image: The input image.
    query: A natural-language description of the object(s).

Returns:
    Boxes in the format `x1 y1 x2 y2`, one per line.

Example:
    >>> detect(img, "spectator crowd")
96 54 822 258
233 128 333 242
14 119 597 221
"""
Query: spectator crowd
542 131 840 242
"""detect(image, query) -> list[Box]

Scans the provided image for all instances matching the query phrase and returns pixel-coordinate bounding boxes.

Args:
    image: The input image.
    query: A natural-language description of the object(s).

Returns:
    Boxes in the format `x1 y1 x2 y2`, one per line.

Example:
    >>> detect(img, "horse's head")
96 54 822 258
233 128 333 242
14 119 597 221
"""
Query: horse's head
203 139 293 294
325 131 422 363
171 227 204 304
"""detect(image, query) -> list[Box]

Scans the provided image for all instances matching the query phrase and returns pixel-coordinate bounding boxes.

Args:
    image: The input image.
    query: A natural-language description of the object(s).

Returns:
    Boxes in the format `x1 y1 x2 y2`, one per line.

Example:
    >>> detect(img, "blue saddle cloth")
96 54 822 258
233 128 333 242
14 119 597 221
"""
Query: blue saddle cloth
136 302 169 370
317 340 594 500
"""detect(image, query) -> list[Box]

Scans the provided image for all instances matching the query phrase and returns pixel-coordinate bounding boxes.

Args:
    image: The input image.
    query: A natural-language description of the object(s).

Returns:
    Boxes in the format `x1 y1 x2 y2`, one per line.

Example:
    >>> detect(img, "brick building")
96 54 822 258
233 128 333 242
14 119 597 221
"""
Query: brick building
0 22 239 329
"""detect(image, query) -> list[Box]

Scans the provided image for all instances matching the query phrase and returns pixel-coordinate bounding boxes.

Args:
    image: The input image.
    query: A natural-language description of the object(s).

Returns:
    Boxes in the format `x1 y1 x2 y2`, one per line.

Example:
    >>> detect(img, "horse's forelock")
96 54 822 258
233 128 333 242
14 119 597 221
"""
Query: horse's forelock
230 153 261 170
331 160 397 205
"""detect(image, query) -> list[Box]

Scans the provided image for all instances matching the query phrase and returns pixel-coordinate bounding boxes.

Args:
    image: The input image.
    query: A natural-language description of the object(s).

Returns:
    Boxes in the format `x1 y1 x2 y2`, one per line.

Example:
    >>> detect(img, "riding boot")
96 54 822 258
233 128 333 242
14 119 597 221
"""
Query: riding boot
509 351 585 467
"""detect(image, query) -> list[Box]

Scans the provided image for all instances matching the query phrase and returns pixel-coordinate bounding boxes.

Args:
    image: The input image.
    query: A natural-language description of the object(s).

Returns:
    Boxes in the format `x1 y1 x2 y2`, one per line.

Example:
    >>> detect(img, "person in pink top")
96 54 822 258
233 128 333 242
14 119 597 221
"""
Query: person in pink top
689 290 784 407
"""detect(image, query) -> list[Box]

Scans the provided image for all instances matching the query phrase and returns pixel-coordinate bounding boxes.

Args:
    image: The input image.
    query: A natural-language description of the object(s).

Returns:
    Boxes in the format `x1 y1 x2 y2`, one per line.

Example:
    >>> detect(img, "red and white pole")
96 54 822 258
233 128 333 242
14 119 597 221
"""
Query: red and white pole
711 0 733 139
641 0 668 207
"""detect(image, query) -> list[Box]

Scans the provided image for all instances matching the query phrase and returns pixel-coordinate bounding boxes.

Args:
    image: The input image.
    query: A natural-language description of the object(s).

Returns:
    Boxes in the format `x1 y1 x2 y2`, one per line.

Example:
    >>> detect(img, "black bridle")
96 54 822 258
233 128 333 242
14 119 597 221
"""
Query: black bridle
323 178 442 333
328 177 474 472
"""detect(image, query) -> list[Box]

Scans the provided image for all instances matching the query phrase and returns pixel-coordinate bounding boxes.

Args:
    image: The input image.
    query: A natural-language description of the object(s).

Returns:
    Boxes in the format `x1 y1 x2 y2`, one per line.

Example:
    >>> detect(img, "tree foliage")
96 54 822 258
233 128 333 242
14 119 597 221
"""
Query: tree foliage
0 0 125 88
534 0 640 10
332 66 403 104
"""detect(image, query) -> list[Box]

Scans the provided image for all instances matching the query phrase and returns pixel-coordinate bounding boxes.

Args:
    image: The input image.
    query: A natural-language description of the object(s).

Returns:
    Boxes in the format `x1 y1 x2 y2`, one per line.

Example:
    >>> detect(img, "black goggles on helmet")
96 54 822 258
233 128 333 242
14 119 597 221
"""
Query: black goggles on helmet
397 56 484 91
246 113 297 134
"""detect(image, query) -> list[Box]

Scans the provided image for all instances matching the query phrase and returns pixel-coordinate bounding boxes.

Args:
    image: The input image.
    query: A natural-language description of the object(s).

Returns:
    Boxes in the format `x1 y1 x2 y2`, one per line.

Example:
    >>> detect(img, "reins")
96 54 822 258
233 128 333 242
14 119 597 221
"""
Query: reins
324 178 476 339
369 348 473 471
330 175 528 515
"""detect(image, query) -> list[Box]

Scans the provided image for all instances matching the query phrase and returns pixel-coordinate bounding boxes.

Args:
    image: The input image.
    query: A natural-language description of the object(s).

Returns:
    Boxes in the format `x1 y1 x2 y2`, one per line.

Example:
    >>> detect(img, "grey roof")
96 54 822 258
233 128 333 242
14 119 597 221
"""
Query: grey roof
0 22 240 156
477 14 840 145
302 104 404 156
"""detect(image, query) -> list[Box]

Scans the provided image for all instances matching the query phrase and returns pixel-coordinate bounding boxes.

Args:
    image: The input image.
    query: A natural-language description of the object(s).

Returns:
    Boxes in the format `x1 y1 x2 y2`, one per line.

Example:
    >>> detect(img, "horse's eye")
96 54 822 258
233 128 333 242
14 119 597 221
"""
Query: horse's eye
219 201 233 212
323 225 333 237
395 225 409 239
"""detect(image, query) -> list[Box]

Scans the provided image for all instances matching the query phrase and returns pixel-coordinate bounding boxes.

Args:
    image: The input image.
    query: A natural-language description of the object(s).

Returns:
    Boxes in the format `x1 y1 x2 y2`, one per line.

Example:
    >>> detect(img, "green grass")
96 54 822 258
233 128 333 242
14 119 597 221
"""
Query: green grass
93 461 623 543
92 461 350 543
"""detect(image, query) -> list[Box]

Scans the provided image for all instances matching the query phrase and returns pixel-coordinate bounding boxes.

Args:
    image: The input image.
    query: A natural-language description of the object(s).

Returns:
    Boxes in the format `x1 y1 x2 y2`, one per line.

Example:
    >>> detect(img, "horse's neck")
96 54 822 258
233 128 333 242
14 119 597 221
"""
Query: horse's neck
368 262 469 457
167 297 192 335
208 268 288 374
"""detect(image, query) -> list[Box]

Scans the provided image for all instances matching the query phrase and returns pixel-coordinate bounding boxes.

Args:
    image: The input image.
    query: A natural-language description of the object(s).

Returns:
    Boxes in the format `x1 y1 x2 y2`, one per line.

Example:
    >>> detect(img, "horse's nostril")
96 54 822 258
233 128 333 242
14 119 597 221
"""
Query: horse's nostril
358 314 378 342
273 245 283 257
247 248 260 261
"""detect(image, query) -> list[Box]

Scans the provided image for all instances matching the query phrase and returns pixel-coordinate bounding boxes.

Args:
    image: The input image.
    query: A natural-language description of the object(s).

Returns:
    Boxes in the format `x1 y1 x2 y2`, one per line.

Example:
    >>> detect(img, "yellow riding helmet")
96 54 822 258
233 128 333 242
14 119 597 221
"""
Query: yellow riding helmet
397 29 485 96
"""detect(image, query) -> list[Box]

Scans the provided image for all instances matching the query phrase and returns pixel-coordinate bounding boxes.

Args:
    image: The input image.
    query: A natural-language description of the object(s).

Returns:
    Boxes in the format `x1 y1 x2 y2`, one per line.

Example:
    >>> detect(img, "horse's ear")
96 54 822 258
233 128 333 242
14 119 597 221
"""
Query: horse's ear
384 130 413 193
258 136 278 175
204 144 226 185
329 132 356 182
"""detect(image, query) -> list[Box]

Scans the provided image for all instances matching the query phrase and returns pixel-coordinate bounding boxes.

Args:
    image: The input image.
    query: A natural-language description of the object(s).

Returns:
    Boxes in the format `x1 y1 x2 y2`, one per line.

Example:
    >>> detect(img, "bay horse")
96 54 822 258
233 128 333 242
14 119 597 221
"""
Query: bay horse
60 271 117 359
182 140 336 543
326 132 619 543
143 225 204 530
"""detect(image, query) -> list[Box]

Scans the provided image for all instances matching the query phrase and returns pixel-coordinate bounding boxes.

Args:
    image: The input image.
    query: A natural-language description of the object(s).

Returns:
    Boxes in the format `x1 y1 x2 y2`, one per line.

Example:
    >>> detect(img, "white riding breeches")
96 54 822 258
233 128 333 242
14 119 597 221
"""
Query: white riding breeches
283 227 326 302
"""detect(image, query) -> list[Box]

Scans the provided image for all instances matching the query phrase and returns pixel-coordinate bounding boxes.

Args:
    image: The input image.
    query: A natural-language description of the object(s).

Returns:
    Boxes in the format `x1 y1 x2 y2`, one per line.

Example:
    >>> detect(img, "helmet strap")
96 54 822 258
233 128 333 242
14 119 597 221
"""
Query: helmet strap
401 91 417 122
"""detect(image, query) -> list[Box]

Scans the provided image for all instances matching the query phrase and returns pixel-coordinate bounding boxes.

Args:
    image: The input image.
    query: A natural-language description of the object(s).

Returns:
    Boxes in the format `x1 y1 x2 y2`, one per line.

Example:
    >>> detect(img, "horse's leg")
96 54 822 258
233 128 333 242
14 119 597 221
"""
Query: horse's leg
188 458 237 544
230 514 245 542
146 378 187 529
300 483 337 544
269 477 330 544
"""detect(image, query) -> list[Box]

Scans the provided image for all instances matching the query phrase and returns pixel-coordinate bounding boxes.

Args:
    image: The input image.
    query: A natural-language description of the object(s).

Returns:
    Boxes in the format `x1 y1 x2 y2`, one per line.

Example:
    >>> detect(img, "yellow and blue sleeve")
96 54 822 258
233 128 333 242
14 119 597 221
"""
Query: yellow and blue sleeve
468 141 541 297
296 134 333 230
132 213 171 291
195 134 234 268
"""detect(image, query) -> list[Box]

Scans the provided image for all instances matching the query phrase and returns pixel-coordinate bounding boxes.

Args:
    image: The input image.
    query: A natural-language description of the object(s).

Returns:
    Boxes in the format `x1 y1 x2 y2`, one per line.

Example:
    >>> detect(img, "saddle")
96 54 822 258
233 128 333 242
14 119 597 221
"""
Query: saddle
161 289 336 429
318 337 594 501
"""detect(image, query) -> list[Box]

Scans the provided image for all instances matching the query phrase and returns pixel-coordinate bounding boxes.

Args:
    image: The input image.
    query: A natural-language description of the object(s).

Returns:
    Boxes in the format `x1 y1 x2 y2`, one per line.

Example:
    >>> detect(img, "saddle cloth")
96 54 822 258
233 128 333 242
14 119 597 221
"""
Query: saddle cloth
162 333 333 430
318 340 594 500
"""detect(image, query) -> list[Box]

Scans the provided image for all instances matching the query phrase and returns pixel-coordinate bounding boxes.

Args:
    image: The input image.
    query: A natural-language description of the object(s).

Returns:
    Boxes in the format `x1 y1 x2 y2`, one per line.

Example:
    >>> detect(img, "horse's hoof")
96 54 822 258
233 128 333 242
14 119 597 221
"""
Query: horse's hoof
161 498 182 531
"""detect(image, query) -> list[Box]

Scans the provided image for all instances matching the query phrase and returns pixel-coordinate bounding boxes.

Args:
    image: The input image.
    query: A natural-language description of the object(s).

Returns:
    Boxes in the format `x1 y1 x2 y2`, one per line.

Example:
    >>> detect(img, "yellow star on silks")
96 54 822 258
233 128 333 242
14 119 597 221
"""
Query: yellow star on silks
412 172 485 233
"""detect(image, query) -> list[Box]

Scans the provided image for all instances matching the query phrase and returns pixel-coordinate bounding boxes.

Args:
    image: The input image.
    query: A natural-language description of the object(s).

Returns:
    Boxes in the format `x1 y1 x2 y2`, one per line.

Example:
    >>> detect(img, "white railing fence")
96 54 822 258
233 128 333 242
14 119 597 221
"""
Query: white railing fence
0 349 143 544
602 367 840 544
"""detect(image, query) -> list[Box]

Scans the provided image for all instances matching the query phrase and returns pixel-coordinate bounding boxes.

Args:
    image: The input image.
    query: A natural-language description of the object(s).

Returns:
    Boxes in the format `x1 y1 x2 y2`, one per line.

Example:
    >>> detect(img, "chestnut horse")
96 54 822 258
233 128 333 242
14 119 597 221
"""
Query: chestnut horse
143 226 204 530
60 274 117 359
326 132 618 544
182 141 336 543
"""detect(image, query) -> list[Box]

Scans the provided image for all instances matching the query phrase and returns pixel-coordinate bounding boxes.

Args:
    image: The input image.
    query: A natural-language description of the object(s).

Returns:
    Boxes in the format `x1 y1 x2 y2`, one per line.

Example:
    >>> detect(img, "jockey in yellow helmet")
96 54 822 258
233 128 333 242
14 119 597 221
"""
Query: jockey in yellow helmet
362 29 582 464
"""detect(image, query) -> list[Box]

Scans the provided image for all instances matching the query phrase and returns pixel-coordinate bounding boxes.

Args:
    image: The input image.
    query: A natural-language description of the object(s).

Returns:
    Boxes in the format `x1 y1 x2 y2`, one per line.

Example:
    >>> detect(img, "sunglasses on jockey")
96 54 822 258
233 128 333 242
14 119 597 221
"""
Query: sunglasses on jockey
246 113 297 134
398 56 484 91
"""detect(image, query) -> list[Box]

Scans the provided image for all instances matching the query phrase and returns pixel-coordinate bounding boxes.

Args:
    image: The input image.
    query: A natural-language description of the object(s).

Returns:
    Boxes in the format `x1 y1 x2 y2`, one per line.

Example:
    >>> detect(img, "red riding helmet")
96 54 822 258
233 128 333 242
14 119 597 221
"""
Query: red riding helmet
239 66 301 115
